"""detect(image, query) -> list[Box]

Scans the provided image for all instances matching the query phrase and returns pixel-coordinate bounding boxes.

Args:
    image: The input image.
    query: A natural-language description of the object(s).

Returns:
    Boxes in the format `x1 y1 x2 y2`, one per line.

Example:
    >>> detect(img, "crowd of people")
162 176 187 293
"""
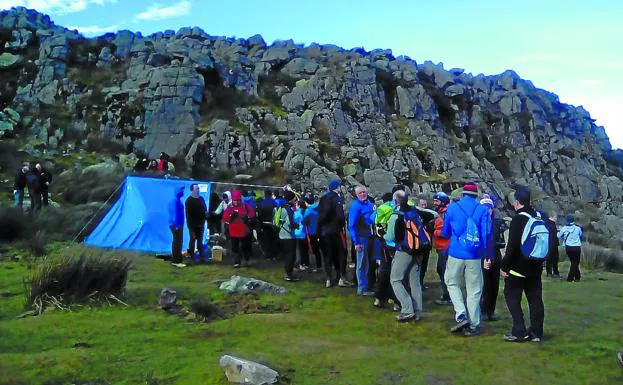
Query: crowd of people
13 162 53 212
168 179 590 342
133 152 173 175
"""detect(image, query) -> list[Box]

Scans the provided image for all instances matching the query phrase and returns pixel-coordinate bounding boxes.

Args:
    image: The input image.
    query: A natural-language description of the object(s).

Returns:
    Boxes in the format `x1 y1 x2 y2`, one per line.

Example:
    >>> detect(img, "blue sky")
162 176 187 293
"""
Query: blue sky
2 0 622 148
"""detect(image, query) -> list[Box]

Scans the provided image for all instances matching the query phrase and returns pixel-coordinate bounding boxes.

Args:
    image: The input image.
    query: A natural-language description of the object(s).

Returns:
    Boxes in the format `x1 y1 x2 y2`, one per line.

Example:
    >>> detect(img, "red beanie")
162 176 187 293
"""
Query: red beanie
231 190 242 201
463 183 479 196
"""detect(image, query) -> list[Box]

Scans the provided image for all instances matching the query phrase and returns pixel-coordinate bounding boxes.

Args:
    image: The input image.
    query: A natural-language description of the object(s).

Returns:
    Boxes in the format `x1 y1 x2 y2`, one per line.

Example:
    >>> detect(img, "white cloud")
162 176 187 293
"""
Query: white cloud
135 0 191 21
68 23 118 35
0 0 115 15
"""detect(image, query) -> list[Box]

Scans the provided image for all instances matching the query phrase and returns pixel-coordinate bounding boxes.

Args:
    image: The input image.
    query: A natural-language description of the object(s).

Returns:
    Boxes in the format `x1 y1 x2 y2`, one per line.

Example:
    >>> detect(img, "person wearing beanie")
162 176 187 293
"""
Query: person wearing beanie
501 186 545 343
185 184 208 263
276 190 300 281
432 192 452 305
317 179 353 288
223 190 256 268
558 215 584 282
441 182 490 337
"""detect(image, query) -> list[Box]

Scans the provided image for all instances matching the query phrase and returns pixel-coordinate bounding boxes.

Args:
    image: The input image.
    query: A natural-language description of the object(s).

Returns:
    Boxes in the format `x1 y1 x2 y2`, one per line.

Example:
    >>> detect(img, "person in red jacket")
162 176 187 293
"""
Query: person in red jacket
432 192 452 306
223 190 256 268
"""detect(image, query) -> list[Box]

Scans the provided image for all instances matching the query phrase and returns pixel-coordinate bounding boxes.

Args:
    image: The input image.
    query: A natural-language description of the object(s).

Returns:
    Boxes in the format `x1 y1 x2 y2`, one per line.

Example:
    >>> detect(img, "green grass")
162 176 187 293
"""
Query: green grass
1 244 622 385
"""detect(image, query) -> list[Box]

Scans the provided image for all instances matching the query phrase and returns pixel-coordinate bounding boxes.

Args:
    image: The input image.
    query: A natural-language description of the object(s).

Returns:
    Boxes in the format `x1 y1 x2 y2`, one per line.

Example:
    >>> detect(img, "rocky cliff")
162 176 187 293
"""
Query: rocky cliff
1 7 623 243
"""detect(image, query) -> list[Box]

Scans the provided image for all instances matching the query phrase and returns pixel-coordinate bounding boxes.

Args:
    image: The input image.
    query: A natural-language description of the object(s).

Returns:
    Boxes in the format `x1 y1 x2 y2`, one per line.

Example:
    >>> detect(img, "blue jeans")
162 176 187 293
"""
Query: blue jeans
355 238 370 294
14 189 24 207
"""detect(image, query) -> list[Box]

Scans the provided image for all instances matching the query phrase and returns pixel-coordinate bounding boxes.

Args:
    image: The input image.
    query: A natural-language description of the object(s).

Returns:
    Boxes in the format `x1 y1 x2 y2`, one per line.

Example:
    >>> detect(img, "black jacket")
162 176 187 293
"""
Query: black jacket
501 206 544 278
14 170 26 190
257 198 276 224
543 216 559 250
38 168 53 187
185 196 207 228
317 191 345 236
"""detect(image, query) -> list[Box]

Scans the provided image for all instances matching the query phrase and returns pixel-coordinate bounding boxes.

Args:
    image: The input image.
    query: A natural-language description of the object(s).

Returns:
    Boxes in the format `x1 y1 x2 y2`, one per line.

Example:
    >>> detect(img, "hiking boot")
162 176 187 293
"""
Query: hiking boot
338 278 354 287
298 264 309 271
233 263 241 269
373 299 384 308
359 291 375 297
451 315 470 333
396 313 416 322
284 275 300 282
486 314 499 322
503 333 529 342
393 303 401 312
464 327 480 337
435 298 452 306
325 279 332 288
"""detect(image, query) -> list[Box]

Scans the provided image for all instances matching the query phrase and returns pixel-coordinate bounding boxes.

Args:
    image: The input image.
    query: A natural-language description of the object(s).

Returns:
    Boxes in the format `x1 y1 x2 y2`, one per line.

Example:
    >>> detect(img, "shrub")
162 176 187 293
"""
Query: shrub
0 206 28 241
25 254 131 313
579 243 623 273
189 298 223 322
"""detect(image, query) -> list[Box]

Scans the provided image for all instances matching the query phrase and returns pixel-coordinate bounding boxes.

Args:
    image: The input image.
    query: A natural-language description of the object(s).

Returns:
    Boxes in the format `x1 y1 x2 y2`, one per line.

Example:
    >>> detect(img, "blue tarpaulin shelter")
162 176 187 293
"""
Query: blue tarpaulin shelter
85 176 212 254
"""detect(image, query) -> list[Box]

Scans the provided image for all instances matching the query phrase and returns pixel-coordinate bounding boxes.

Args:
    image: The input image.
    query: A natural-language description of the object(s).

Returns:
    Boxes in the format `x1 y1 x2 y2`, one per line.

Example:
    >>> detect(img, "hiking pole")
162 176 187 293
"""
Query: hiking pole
72 182 123 242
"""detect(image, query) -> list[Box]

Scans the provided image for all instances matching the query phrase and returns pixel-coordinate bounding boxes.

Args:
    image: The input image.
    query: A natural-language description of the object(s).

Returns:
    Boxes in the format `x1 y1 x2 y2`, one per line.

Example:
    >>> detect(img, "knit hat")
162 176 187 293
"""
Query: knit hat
284 190 296 202
231 190 242 201
480 197 494 207
462 182 479 196
514 186 531 204
566 215 575 225
328 179 341 191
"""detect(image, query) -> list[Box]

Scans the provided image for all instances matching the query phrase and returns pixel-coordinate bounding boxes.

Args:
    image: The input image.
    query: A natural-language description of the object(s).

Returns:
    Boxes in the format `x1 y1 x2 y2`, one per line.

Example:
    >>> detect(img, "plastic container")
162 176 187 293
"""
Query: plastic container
211 246 224 262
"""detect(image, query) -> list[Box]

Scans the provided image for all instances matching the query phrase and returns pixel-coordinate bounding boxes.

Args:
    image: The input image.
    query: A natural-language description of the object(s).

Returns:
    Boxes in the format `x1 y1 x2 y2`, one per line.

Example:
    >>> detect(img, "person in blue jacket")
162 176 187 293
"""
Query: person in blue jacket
168 186 185 266
441 182 490 336
348 185 376 296
302 194 322 271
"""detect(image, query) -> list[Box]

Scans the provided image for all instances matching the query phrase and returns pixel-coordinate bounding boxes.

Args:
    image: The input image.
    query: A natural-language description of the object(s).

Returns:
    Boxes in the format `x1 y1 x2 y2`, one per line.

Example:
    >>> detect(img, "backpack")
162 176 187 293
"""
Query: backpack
272 205 282 228
273 205 295 234
258 199 276 224
519 212 549 260
456 203 481 252
395 210 430 254
26 173 39 190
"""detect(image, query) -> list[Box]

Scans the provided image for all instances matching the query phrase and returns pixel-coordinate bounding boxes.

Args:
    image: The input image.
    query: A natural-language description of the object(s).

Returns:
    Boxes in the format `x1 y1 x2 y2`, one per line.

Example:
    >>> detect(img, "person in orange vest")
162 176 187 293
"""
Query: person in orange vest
432 192 452 306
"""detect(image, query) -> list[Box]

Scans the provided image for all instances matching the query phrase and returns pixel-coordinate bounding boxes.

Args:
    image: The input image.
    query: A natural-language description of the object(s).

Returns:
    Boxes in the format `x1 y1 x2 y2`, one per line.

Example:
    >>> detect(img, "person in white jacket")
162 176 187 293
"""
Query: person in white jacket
557 216 583 282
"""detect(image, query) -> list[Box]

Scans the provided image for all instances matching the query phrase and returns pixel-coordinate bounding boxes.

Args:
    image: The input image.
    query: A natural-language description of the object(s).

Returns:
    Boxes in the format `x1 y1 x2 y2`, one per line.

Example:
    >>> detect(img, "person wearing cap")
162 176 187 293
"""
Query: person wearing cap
348 185 376 296
501 186 545 342
223 190 256 268
432 192 452 306
558 215 584 282
317 179 353 288
168 186 185 266
480 194 506 321
276 190 300 281
441 182 490 337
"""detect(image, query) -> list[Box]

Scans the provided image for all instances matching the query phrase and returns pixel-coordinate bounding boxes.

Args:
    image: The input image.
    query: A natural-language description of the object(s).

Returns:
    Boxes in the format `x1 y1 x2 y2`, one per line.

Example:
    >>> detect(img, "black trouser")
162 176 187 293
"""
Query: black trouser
231 236 252 264
566 246 582 282
546 246 560 276
187 225 205 259
29 189 41 212
297 238 310 266
281 238 296 277
170 226 183 263
308 235 322 268
482 253 501 317
258 224 277 259
504 275 544 338
41 186 49 207
420 246 431 287
436 248 450 300
207 214 221 235
321 234 346 280
375 244 395 302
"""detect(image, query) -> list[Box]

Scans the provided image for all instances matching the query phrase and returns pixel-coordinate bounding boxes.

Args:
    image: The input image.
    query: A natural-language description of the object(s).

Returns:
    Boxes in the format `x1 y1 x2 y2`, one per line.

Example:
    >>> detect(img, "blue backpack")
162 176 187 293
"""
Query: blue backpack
519 212 549 260
456 203 481 252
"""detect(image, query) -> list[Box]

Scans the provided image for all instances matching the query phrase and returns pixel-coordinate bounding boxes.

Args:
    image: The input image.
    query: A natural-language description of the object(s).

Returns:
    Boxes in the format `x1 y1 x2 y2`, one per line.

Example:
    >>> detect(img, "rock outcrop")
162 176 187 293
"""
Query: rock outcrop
1 6 623 243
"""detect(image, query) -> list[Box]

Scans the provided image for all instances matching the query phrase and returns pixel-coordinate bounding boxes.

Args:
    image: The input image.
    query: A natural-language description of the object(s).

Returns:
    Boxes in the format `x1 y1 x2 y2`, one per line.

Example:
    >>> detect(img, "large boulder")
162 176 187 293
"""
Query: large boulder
363 169 397 198
219 355 279 385
0 52 22 68
219 276 287 295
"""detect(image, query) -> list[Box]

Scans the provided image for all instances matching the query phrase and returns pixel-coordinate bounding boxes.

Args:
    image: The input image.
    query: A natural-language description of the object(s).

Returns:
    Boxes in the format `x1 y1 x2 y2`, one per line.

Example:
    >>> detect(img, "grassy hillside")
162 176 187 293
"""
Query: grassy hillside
1 244 622 385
